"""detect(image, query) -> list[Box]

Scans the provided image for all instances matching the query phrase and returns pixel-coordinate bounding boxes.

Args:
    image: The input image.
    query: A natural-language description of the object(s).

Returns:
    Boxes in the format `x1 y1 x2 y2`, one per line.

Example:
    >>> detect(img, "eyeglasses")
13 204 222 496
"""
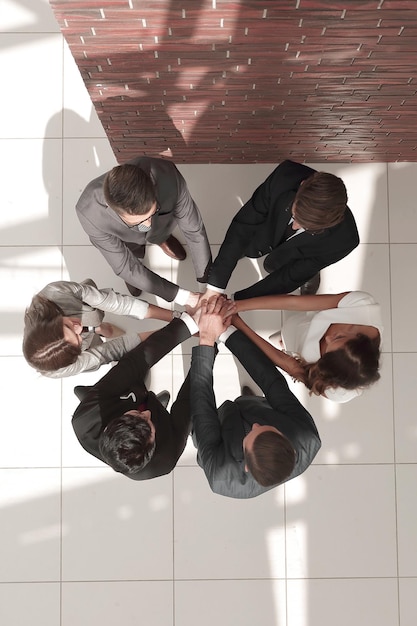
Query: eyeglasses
121 204 160 228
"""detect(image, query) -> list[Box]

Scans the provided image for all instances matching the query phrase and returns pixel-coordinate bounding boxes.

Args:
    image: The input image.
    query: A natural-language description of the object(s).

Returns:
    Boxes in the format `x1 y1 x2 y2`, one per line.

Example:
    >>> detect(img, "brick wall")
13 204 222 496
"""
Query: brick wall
50 0 417 163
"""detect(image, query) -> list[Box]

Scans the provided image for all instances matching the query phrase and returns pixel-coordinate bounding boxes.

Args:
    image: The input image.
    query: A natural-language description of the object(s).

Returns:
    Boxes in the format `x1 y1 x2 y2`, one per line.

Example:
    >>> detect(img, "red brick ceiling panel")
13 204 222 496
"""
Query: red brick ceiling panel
50 0 417 163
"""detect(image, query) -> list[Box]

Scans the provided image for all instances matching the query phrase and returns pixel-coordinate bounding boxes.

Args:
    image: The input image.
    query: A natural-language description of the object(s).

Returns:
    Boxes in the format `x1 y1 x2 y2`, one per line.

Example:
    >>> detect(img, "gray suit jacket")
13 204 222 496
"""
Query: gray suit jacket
191 331 321 499
76 157 212 302
37 279 146 378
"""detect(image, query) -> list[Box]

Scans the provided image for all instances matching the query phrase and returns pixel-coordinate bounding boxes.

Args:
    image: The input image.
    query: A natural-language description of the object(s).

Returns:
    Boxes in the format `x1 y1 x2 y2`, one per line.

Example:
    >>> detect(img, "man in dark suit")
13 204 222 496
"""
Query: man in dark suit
71 313 196 480
205 159 359 300
190 296 321 499
76 156 212 306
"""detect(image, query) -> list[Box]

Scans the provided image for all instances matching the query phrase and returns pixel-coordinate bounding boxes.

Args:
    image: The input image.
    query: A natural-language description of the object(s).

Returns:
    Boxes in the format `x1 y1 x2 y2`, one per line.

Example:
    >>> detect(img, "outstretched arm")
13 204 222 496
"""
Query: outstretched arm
234 292 349 314
95 317 192 395
79 280 176 322
231 314 306 383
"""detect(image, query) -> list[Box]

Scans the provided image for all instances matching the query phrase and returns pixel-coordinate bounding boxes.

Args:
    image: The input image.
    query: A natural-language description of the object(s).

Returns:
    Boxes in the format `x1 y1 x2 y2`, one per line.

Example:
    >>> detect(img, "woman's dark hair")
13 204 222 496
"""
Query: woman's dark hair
103 164 156 216
244 430 296 487
22 295 81 372
294 171 348 231
99 414 156 474
303 334 381 397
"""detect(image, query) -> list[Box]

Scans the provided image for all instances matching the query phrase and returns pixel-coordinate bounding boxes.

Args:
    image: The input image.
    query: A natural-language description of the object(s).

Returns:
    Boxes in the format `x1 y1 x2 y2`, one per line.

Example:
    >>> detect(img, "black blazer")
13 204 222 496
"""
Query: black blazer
72 318 192 480
209 160 359 299
191 331 321 499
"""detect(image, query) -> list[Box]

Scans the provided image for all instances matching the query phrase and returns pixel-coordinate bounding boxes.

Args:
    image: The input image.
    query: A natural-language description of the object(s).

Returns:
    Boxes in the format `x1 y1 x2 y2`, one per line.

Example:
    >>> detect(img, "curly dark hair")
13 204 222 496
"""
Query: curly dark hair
303 334 381 397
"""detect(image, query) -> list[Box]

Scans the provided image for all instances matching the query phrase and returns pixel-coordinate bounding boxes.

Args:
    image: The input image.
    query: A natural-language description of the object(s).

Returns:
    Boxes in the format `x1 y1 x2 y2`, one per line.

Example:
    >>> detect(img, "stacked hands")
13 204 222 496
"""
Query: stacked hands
190 294 236 346
187 292 250 347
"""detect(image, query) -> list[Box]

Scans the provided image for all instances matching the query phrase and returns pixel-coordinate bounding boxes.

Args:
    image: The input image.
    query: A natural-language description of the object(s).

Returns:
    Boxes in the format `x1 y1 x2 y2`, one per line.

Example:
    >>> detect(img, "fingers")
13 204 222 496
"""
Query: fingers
221 300 236 320
197 294 234 323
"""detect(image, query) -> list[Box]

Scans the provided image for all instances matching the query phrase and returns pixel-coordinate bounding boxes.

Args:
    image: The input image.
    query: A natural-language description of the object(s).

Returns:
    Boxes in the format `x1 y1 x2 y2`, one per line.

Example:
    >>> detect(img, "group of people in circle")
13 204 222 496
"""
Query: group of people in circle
22 157 382 498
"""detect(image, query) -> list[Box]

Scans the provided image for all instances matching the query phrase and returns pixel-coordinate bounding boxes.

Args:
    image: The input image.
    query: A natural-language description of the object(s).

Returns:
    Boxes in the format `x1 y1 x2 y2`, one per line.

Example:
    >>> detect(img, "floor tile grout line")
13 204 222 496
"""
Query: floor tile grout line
386 163 401 626
59 31 66 626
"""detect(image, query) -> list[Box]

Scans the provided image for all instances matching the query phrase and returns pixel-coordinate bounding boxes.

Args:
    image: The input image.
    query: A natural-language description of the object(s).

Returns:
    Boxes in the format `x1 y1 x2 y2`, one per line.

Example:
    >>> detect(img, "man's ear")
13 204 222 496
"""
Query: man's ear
244 463 249 473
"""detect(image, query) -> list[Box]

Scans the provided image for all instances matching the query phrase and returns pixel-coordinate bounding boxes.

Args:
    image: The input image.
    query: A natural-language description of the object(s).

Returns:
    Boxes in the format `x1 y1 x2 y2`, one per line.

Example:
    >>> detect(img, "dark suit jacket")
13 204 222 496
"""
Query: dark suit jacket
208 160 359 299
191 331 321 499
72 318 192 480
76 156 211 302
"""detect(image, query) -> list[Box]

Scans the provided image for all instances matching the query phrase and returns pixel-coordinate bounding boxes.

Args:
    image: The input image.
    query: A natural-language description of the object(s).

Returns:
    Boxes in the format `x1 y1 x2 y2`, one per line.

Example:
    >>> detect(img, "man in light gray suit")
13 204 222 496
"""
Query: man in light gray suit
76 156 212 306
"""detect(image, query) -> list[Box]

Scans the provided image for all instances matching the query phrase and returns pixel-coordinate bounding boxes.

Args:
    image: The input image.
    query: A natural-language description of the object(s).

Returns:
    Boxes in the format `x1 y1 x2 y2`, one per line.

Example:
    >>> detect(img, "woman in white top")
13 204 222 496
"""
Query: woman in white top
23 279 177 378
232 291 382 403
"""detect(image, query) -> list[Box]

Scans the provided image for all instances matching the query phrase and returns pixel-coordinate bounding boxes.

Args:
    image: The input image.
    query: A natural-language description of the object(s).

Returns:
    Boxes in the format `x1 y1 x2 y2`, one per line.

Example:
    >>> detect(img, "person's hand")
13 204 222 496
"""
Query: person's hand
197 295 233 346
198 288 222 304
185 291 201 316
193 295 235 326
95 322 125 338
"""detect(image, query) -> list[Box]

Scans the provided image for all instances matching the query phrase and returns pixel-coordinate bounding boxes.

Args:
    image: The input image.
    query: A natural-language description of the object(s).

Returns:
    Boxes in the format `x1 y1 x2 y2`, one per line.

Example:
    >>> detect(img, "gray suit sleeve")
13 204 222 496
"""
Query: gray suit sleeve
79 283 150 318
42 333 142 378
226 330 316 423
173 172 212 283
81 228 180 301
190 345 226 485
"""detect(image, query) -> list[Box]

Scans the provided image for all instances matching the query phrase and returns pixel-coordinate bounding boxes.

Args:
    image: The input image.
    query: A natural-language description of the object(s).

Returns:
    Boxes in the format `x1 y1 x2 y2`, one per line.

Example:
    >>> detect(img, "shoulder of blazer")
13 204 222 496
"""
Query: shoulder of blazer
277 160 317 182
128 155 178 178
267 160 317 197
331 206 360 245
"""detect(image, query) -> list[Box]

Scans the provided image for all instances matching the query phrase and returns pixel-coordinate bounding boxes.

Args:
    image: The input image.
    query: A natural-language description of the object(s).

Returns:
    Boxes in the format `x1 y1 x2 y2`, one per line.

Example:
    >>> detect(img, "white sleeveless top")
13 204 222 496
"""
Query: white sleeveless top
280 291 383 403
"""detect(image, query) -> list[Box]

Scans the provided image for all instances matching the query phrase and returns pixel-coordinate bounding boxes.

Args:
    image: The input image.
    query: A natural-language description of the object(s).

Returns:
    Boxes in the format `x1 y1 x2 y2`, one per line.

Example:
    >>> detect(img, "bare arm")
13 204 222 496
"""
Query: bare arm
144 304 177 323
231 314 306 382
137 330 156 343
234 292 349 314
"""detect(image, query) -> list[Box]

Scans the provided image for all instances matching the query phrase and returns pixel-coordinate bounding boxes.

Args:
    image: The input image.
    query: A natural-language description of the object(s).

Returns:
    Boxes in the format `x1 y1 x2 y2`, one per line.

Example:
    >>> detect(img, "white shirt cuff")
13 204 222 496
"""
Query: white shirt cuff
218 326 237 343
174 288 191 306
206 284 225 294
180 312 199 335
131 299 149 319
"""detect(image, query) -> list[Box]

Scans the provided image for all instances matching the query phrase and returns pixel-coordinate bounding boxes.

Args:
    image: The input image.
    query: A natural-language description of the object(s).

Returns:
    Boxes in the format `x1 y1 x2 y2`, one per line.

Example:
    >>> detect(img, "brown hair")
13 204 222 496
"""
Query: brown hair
103 163 156 216
244 430 295 487
22 295 81 372
303 334 381 397
294 171 348 230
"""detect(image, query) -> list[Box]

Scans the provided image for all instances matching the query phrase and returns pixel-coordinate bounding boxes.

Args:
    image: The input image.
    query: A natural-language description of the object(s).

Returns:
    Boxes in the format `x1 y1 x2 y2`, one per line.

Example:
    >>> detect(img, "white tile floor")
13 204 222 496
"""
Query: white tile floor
1 2 416 625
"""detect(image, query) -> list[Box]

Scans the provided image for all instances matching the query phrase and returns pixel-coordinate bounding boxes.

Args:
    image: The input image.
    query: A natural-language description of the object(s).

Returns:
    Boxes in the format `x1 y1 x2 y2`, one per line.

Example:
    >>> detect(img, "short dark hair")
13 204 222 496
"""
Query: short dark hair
98 414 156 474
22 295 81 371
103 163 156 216
244 430 296 487
304 334 381 396
294 171 348 230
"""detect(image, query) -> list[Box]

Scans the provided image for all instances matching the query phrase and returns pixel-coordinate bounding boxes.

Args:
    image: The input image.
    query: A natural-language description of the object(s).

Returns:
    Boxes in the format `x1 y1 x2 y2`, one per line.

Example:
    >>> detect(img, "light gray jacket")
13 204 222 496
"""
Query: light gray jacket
76 157 212 302
38 279 150 378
